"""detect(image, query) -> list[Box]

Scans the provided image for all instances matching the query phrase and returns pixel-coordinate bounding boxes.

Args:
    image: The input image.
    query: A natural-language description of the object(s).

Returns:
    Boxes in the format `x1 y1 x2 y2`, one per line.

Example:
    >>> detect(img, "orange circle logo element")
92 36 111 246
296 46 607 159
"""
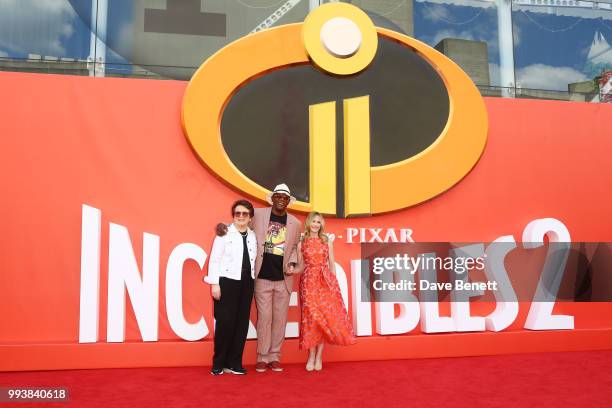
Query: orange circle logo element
302 3 378 75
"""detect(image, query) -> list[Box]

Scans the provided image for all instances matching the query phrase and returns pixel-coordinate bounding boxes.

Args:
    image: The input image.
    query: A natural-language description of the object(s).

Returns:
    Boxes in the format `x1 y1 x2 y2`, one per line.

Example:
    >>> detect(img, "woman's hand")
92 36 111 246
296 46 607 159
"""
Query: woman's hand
284 264 295 276
211 284 221 300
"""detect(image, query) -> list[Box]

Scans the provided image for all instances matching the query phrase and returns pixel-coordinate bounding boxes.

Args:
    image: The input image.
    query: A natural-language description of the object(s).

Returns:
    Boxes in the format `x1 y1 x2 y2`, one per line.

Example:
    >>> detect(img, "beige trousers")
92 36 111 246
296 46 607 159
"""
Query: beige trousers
254 278 291 363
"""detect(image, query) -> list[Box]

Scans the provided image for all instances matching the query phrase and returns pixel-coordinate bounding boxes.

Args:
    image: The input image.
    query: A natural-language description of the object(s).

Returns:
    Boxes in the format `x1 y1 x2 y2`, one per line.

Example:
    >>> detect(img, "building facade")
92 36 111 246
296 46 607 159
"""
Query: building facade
0 0 610 100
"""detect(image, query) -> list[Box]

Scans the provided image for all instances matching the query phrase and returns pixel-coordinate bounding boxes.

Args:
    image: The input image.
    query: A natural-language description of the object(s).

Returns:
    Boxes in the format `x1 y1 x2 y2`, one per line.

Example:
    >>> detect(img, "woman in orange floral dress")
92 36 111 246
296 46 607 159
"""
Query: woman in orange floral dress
297 212 356 371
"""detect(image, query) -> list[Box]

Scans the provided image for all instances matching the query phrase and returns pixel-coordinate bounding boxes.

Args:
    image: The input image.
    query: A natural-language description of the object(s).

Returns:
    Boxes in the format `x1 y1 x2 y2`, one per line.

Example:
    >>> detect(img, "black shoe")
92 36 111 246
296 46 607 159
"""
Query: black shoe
223 367 247 375
211 367 224 376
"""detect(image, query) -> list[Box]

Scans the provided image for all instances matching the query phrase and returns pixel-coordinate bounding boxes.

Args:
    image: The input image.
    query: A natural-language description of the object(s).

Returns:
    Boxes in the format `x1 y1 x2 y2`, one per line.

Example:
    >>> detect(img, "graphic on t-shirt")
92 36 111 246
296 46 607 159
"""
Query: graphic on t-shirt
264 221 286 256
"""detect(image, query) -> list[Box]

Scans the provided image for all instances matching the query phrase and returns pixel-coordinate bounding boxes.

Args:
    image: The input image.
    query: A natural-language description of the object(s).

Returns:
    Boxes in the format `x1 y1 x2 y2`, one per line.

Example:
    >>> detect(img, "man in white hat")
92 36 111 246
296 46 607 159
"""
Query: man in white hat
216 183 301 372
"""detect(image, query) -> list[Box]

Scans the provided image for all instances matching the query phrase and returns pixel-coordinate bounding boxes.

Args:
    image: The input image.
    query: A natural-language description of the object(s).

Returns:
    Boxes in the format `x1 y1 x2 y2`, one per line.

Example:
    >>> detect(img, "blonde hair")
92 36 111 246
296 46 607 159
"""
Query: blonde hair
303 212 328 243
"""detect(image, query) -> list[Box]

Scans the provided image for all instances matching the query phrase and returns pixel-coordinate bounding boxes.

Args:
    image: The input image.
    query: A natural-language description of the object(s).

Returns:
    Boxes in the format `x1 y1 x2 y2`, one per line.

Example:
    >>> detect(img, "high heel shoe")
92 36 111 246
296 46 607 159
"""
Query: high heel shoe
314 358 322 371
306 360 315 372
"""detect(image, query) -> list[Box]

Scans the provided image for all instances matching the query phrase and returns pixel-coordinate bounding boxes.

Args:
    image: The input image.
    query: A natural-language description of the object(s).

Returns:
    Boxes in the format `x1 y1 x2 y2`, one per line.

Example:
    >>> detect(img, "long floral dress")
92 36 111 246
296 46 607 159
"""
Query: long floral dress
299 237 356 350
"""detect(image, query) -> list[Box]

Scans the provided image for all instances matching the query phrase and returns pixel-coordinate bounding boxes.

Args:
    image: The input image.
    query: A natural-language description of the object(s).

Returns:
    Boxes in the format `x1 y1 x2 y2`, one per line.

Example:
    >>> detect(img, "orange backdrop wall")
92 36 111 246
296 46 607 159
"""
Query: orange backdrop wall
0 72 611 371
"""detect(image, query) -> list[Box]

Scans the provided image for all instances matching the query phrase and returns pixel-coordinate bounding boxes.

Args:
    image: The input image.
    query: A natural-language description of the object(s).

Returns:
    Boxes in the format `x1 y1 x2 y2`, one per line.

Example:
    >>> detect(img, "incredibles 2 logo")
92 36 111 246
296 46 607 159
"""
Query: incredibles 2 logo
182 3 488 218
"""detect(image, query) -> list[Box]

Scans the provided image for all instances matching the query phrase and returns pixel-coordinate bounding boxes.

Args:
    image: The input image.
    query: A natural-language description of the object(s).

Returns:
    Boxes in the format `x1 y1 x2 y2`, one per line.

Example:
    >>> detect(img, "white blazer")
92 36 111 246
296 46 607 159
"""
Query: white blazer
205 223 257 284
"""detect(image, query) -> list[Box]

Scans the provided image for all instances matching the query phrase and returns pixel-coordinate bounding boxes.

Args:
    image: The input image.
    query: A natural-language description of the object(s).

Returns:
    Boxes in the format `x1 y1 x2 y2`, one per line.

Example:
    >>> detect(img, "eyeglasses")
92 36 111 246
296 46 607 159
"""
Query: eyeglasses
233 211 251 217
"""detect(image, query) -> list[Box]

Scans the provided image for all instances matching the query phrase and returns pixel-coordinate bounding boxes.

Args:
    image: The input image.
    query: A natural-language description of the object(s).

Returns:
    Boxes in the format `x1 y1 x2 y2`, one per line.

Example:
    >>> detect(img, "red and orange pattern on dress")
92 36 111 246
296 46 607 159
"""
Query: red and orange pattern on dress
299 237 356 350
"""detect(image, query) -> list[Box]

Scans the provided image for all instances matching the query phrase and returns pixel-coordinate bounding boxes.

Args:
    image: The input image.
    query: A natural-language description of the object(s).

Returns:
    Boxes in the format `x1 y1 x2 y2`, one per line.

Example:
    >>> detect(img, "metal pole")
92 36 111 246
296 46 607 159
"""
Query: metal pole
88 0 97 76
88 0 108 77
95 0 108 77
496 0 516 97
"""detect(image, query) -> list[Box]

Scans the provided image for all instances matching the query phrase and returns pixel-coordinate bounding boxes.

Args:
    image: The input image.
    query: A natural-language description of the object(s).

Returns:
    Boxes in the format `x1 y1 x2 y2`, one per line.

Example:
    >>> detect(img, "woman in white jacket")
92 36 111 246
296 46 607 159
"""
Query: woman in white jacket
204 200 257 375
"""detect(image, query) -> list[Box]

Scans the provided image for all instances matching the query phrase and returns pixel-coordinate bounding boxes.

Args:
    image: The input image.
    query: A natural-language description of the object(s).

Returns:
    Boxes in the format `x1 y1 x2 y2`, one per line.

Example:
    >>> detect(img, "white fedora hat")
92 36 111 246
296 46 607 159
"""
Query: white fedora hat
266 183 297 205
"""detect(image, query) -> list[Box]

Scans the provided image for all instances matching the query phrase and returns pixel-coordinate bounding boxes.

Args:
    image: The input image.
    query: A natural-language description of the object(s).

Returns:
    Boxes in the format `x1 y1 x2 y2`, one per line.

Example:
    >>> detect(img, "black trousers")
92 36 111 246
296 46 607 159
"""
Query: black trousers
212 274 254 369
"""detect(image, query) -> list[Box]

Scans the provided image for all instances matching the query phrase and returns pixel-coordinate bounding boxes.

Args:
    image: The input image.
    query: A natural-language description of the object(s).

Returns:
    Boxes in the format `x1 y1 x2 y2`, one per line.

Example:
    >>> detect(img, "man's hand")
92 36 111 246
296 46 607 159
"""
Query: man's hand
285 264 295 276
211 284 221 300
215 223 228 237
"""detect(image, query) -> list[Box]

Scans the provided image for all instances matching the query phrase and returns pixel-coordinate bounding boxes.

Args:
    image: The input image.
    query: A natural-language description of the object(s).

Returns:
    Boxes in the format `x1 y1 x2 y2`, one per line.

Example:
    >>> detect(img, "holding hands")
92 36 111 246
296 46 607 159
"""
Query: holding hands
211 284 221 300
285 263 296 276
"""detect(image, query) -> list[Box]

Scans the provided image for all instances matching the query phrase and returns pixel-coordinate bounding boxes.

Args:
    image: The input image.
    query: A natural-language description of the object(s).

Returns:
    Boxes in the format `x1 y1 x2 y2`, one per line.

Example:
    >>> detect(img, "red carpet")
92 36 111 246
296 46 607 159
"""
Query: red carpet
1 350 611 407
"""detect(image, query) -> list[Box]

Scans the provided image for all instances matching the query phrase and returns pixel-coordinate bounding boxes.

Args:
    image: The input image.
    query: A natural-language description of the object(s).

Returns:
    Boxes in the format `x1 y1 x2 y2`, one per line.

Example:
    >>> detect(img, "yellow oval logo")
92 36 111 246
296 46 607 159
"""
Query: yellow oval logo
182 3 487 217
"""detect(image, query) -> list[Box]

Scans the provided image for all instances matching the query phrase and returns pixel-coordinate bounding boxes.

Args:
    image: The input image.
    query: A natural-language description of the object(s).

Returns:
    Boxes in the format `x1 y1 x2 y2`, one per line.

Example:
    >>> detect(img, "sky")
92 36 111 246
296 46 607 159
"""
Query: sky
0 0 610 90
413 1 612 89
